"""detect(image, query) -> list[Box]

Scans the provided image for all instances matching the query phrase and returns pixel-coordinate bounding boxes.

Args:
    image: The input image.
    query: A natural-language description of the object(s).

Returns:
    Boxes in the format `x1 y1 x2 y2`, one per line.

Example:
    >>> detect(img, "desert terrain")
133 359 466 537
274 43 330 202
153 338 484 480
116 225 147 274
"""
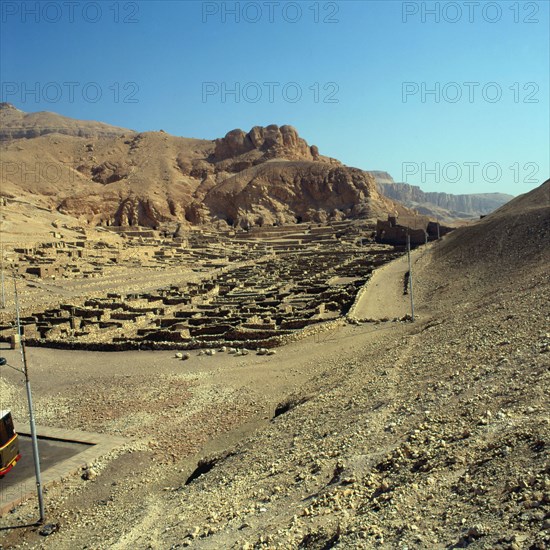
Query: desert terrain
2 0 547 544
0 178 547 549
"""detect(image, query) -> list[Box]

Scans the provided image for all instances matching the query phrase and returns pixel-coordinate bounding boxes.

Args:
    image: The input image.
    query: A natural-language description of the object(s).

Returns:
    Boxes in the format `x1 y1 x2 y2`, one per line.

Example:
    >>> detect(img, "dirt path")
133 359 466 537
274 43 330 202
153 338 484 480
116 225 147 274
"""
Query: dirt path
350 244 429 320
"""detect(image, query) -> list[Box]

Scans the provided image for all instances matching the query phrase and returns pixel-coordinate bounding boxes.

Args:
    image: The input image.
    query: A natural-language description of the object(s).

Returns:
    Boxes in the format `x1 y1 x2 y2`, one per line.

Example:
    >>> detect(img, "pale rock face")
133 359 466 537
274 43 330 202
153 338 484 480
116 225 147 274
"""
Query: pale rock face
310 145 320 159
214 129 253 159
378 181 513 217
369 172 514 221
248 126 265 149
115 197 164 227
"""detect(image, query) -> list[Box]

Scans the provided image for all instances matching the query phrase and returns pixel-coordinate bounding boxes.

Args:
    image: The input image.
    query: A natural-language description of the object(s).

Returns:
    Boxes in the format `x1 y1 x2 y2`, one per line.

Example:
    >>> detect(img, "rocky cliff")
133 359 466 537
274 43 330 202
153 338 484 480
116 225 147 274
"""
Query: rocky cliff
0 105 403 228
212 125 324 163
369 172 514 221
188 161 394 228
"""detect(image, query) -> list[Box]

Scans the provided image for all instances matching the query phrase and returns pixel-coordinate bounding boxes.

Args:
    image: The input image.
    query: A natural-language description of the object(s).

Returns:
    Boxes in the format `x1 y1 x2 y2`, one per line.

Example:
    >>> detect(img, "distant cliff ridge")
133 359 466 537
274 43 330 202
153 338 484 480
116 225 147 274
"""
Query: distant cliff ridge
368 172 514 221
2 102 511 229
0 102 133 140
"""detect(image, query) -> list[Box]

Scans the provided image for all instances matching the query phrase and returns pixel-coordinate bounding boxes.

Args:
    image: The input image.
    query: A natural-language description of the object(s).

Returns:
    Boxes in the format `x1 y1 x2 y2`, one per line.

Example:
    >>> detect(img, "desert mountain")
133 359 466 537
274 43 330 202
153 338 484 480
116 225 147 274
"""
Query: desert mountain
370 171 514 222
0 105 407 229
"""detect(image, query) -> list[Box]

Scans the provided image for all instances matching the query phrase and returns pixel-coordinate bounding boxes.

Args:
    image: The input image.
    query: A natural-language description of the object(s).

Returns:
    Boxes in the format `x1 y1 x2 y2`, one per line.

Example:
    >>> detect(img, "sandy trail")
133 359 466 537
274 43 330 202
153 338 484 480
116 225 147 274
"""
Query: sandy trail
351 245 429 320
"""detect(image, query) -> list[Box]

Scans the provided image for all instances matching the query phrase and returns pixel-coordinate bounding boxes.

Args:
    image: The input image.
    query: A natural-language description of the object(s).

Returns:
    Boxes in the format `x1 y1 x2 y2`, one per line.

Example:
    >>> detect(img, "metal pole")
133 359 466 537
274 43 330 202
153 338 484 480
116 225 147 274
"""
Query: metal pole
0 198 3 307
14 276 45 523
1 244 5 308
407 233 415 322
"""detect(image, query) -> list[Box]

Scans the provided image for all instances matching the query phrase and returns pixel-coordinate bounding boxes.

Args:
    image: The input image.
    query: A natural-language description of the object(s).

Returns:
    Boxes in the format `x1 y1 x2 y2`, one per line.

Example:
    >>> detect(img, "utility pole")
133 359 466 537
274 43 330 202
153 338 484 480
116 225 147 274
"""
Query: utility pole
13 276 45 523
0 198 3 308
1 243 5 308
407 232 415 322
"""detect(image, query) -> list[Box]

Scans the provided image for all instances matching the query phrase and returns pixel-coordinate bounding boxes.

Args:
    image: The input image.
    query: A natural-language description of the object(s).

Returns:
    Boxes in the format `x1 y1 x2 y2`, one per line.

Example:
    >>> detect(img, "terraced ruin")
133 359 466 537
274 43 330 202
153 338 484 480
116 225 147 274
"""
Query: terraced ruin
0 220 404 351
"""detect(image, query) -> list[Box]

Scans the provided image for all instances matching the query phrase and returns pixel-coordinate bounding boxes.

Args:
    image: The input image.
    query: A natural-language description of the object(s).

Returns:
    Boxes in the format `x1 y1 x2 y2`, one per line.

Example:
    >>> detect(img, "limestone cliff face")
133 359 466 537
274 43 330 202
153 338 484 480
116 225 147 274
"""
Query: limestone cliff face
0 106 403 228
369 172 514 220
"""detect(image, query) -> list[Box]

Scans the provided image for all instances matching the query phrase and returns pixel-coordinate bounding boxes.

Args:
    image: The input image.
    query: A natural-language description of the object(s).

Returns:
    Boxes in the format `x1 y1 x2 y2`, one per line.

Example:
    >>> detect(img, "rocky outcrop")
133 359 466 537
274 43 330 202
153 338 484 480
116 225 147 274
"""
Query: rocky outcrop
57 193 170 227
197 162 395 228
89 161 129 184
213 124 319 163
114 196 167 227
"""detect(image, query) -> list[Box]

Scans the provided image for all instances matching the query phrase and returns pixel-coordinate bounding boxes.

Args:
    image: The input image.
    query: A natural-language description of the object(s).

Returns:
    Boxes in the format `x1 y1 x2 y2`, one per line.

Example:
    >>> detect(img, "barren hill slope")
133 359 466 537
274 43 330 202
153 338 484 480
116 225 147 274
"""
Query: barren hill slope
432 178 549 272
2 184 547 548
0 105 407 229
146 180 546 548
160 180 548 548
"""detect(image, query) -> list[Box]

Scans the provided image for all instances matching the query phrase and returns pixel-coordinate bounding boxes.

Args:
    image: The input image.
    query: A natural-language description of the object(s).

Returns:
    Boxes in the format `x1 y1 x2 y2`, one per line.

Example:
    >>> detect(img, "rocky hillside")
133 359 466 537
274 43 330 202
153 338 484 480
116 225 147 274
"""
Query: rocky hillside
370 172 514 222
0 105 406 229
131 178 548 548
2 182 547 549
432 178 549 272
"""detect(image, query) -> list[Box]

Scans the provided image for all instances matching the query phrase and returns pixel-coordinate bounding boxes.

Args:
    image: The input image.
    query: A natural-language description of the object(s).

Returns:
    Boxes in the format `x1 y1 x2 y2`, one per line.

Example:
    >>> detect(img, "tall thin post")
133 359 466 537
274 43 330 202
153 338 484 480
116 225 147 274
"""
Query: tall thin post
0 198 3 307
407 233 415 322
1 244 5 308
14 276 45 523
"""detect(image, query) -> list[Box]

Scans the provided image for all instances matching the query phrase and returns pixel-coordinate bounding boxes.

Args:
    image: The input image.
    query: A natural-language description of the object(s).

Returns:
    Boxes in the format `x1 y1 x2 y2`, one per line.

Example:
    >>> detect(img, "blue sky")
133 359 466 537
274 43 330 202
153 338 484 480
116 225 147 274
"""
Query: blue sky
1 0 548 195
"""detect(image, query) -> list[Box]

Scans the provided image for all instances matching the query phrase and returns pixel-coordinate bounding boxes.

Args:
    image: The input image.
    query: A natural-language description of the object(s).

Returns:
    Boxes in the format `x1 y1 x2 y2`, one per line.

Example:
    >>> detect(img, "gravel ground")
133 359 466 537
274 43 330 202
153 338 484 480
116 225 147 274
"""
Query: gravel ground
0 184 548 549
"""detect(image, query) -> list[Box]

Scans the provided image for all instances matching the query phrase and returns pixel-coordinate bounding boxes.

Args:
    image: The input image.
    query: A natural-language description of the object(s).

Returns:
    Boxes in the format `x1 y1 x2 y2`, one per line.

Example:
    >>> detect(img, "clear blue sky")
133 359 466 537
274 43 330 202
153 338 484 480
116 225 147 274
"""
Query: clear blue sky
1 0 549 195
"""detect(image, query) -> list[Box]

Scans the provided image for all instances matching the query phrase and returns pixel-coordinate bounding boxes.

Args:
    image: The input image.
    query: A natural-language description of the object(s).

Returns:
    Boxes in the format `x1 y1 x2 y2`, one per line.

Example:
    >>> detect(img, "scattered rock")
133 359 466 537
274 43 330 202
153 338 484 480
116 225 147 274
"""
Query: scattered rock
39 523 59 536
